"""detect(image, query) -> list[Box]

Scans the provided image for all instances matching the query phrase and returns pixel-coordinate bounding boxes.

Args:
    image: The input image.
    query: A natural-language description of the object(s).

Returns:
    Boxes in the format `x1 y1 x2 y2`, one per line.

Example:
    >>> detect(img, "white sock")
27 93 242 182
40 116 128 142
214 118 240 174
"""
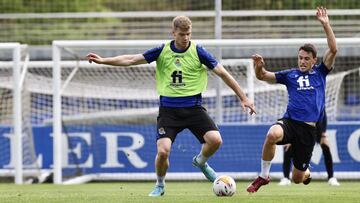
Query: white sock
260 159 272 179
156 176 165 187
196 154 209 166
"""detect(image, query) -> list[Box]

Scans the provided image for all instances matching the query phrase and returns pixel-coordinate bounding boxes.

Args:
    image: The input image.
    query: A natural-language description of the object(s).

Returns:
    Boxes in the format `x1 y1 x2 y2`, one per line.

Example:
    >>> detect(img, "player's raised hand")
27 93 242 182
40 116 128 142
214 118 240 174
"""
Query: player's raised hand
252 54 265 68
87 53 104 64
241 99 256 115
316 6 329 25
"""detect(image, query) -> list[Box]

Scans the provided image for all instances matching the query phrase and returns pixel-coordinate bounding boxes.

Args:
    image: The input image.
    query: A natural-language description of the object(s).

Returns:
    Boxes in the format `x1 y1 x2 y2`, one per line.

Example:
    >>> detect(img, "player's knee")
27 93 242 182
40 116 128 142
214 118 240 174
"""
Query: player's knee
157 148 170 160
292 174 303 184
204 131 222 148
214 136 222 147
266 131 281 144
208 136 222 150
292 170 308 184
292 178 302 184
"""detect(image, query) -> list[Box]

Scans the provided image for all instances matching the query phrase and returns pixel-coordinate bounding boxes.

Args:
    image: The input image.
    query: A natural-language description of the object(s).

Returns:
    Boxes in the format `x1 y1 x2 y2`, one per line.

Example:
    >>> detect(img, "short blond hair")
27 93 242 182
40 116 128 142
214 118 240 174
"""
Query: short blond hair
172 16 192 30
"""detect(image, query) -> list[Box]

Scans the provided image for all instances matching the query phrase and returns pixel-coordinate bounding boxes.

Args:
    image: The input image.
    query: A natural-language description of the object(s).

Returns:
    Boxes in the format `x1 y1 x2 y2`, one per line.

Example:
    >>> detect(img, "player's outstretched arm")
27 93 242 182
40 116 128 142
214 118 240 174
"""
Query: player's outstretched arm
316 7 337 70
213 64 256 115
252 54 276 83
87 53 147 66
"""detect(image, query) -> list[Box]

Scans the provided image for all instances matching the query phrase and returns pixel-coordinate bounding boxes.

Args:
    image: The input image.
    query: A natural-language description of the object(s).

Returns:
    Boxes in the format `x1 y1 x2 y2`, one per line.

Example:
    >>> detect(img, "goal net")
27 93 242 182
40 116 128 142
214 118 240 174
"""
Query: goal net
0 43 48 184
50 38 360 183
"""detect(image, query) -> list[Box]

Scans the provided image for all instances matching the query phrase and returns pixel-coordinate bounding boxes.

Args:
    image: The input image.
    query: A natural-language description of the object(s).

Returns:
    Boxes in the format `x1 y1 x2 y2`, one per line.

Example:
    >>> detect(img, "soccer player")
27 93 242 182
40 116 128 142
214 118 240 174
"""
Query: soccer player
246 7 337 193
278 110 340 186
87 15 256 197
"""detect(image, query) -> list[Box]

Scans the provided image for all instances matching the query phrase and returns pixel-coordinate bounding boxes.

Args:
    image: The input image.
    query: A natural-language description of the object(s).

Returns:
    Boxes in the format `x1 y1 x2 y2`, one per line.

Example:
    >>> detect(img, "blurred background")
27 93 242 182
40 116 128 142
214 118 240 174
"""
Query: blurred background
1 0 359 119
0 0 359 184
1 0 360 46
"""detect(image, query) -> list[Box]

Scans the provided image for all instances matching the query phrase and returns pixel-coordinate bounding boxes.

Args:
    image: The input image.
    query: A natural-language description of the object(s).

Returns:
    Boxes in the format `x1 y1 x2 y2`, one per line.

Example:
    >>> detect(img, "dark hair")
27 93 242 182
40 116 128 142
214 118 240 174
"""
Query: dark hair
299 43 317 58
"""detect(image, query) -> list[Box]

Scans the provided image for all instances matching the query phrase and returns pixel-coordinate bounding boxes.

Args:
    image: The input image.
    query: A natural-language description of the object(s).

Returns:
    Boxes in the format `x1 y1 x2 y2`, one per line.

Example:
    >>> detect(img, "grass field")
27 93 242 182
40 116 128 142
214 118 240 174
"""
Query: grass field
0 181 359 203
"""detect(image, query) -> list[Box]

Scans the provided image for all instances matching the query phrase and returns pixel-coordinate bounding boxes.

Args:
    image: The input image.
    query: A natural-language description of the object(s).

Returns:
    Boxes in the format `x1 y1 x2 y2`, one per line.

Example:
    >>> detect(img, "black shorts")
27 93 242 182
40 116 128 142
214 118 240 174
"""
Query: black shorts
276 118 317 171
156 106 219 143
316 111 327 143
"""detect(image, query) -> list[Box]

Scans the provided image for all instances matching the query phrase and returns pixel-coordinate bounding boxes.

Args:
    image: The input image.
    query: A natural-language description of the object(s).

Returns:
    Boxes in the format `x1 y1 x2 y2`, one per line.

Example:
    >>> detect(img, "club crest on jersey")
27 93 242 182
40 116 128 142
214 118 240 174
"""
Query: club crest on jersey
174 58 181 67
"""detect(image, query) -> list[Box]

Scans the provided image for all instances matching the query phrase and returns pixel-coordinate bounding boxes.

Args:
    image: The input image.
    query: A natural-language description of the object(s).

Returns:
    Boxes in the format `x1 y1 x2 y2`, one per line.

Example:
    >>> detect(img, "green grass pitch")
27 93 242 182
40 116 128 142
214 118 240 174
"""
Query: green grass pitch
0 181 359 203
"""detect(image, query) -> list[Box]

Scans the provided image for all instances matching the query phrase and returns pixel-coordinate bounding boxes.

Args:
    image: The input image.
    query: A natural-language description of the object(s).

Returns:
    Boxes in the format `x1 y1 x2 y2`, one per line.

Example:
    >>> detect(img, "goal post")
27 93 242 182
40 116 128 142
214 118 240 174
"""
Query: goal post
0 43 50 185
52 42 62 184
52 38 360 184
0 43 23 184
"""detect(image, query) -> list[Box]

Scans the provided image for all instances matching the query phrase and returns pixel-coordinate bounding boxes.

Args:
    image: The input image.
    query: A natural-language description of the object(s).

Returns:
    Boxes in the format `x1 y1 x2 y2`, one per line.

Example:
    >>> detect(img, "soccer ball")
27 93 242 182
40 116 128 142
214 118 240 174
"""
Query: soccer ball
212 175 236 196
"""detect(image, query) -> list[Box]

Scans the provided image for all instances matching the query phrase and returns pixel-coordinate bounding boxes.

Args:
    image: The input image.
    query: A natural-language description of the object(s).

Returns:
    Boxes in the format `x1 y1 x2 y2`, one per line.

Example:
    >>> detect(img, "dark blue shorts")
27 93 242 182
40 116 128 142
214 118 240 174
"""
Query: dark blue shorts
276 118 317 171
156 106 219 144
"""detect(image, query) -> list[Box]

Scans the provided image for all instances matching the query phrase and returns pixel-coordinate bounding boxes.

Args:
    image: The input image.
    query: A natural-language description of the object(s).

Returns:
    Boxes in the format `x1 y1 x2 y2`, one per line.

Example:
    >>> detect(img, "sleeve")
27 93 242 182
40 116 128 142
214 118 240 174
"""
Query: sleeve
196 44 218 69
275 69 292 84
142 44 165 63
317 62 332 77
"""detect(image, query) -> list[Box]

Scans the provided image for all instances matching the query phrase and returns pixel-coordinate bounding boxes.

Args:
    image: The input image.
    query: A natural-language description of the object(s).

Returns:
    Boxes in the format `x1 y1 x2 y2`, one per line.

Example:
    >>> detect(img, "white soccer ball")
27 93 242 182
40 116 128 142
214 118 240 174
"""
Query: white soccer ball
212 175 236 196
